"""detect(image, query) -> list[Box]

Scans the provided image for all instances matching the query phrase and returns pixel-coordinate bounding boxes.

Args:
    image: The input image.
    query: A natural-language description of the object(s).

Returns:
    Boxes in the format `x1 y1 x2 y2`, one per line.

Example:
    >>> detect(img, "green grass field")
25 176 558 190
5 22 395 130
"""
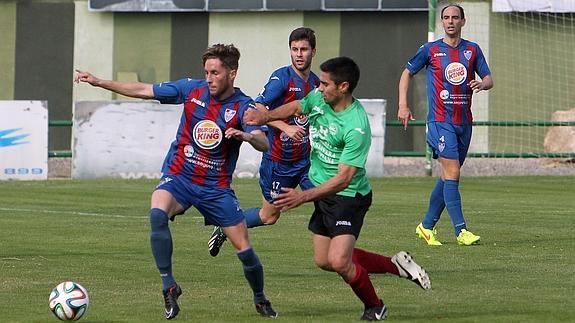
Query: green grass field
1 176 574 322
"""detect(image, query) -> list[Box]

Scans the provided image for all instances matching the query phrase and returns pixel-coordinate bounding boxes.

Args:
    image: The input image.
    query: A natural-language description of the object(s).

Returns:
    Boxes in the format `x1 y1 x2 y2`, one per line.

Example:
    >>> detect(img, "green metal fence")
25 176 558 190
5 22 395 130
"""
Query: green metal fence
385 120 575 158
48 120 72 158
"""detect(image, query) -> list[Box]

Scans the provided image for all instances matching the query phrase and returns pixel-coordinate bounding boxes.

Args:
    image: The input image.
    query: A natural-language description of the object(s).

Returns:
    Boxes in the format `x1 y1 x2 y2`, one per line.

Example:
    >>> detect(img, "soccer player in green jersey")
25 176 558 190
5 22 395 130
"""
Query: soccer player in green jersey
245 57 431 321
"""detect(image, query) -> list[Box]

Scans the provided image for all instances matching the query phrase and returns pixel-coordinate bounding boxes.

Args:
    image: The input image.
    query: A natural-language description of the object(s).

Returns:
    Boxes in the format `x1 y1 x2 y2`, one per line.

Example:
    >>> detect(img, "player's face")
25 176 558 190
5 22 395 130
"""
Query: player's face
290 40 315 72
318 71 345 107
441 6 465 37
204 58 236 99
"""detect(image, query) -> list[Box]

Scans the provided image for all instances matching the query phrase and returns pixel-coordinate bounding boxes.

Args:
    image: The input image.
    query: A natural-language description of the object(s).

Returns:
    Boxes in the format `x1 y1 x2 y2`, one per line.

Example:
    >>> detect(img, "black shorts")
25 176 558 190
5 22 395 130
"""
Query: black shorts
308 191 372 239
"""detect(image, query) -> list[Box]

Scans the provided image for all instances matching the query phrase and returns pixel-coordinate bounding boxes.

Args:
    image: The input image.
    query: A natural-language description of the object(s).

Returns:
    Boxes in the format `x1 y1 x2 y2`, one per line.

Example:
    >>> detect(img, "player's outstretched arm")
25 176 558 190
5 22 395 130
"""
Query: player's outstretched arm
74 69 154 99
255 103 306 140
244 100 303 126
397 68 415 130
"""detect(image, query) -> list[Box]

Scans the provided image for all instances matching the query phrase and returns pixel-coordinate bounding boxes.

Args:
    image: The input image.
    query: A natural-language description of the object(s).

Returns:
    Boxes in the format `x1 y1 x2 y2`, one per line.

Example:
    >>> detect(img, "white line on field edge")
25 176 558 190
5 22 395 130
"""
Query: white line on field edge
0 207 138 219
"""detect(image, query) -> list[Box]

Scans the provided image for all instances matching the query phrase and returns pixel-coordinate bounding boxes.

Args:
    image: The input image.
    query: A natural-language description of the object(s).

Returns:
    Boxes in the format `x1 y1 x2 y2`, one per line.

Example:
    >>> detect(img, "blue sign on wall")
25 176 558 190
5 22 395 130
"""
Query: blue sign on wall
0 128 30 148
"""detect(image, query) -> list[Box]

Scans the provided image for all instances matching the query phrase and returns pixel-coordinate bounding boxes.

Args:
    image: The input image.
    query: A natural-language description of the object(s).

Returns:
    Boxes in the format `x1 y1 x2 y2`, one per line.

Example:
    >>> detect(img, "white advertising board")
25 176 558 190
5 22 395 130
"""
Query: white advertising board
73 100 385 179
73 101 181 179
0 101 48 180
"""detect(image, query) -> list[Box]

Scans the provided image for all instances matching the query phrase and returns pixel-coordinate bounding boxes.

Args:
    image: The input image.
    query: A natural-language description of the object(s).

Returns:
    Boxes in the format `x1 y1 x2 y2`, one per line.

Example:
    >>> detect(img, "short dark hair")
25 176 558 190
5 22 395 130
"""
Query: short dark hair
441 3 465 19
202 44 240 70
289 27 316 49
319 57 360 94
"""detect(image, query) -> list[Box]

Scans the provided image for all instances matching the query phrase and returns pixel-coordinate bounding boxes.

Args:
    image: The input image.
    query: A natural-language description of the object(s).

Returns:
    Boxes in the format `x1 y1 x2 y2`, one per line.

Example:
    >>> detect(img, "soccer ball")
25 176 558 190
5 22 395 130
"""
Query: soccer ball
48 281 89 321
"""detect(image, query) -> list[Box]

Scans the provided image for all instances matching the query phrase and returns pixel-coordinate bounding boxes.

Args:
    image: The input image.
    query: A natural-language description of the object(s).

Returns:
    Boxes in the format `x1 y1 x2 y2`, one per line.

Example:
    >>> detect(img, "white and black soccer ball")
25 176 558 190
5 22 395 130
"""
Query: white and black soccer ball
48 281 89 321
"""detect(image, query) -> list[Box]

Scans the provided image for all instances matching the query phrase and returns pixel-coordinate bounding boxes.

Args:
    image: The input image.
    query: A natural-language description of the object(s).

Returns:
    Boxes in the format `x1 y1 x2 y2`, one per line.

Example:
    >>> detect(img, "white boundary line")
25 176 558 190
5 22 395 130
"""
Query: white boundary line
0 207 137 219
0 207 319 220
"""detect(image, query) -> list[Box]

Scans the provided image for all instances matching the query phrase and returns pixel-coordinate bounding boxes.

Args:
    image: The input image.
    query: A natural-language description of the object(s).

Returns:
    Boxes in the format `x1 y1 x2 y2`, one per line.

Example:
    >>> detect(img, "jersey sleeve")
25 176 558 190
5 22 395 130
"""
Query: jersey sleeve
153 78 203 104
299 88 322 115
474 45 491 78
239 99 264 133
340 125 370 169
255 72 286 107
405 43 429 75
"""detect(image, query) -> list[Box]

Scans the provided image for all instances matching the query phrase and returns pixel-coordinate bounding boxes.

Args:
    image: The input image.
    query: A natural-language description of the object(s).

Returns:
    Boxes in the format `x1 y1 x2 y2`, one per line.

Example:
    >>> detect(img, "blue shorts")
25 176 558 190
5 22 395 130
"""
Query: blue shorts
259 157 314 203
155 175 244 227
427 122 472 166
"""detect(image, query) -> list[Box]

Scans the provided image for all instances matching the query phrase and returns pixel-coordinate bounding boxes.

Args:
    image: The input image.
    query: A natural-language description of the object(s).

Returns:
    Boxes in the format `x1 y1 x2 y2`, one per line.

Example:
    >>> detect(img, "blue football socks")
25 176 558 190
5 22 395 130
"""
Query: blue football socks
443 179 467 235
244 207 264 228
149 208 176 290
422 178 445 230
237 247 266 304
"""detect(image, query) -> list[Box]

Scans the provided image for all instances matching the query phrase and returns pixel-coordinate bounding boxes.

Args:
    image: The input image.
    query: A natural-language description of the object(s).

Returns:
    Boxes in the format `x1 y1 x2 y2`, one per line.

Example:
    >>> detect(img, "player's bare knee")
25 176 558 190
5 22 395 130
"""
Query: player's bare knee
313 257 331 271
328 257 352 275
224 227 251 251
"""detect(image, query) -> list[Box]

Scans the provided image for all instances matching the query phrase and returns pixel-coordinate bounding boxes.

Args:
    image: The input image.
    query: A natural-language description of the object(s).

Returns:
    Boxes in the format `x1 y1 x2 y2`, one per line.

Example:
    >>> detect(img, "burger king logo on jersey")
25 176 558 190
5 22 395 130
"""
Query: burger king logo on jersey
193 120 222 150
444 62 467 86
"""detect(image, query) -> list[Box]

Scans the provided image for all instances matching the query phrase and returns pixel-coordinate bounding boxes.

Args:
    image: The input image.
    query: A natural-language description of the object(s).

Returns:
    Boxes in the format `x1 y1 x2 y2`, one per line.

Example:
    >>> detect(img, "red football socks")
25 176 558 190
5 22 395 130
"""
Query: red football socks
352 248 400 276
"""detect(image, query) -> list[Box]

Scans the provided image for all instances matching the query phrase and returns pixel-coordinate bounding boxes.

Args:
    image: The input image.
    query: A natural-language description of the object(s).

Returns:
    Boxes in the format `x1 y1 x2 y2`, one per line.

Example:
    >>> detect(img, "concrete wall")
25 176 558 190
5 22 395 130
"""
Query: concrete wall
208 12 304 98
74 1 114 101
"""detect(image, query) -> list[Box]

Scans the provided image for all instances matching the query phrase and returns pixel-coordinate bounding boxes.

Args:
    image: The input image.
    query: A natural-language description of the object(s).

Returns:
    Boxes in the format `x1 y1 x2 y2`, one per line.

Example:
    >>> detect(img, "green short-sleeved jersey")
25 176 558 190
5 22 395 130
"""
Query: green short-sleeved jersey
300 89 371 197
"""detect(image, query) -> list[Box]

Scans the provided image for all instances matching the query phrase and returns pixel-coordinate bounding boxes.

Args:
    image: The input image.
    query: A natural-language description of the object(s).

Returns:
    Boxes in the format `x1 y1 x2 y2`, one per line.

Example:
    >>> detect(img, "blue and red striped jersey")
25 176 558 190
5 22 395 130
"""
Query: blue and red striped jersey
153 78 262 188
406 38 491 125
255 65 319 162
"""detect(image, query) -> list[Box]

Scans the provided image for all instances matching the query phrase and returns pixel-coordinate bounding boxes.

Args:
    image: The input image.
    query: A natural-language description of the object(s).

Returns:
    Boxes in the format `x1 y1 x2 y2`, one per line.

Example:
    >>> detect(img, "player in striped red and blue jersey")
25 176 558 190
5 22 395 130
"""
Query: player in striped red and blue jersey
75 44 278 319
208 28 320 257
398 4 493 246
155 78 259 188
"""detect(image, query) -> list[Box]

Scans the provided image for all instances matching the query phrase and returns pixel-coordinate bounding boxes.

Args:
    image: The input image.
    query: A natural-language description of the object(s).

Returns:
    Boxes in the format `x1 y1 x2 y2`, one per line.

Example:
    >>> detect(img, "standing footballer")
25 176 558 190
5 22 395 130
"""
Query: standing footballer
398 4 493 246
